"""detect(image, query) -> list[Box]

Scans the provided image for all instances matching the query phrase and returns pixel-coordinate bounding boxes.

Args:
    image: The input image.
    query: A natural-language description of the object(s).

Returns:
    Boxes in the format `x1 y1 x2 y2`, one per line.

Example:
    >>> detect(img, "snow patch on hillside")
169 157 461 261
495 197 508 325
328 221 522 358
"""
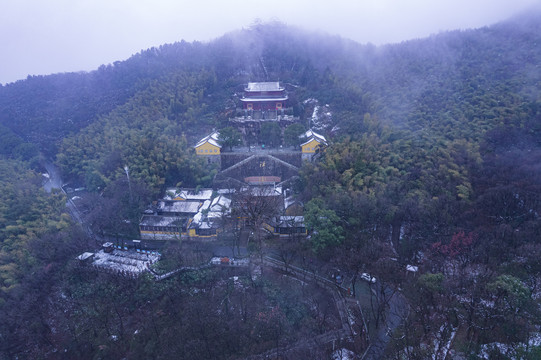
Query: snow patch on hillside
304 98 333 131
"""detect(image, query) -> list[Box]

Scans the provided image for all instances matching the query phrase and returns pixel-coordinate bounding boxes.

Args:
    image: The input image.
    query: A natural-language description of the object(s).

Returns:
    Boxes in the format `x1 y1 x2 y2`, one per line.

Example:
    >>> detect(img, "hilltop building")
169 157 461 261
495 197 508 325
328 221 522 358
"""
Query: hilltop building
194 131 221 165
230 81 298 140
240 82 288 111
300 129 327 161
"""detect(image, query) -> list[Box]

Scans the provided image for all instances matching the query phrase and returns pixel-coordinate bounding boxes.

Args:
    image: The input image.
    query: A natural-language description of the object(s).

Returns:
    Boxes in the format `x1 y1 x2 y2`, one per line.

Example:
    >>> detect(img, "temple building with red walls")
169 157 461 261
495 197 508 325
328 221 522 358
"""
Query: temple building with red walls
240 82 288 111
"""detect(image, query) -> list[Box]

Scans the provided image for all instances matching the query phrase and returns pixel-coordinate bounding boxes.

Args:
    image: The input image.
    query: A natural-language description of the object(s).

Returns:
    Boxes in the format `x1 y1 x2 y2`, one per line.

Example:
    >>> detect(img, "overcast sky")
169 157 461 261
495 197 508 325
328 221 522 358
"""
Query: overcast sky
1 0 540 85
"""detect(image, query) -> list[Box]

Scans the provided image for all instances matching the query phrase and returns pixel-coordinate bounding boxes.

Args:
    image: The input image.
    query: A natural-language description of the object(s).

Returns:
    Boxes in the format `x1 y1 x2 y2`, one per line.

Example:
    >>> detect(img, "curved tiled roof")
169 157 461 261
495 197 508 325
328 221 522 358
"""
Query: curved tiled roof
195 131 222 148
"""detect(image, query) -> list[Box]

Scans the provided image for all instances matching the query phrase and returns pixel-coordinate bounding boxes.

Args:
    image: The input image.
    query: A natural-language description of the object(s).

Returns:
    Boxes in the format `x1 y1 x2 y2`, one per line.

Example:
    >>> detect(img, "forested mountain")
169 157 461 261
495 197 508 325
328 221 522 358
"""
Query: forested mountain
1 10 541 359
1 12 540 150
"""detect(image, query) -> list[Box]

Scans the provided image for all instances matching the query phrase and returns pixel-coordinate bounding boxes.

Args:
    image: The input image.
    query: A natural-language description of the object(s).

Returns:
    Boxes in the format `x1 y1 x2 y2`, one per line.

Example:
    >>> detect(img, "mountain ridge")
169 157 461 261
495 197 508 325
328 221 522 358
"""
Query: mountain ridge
0 11 540 154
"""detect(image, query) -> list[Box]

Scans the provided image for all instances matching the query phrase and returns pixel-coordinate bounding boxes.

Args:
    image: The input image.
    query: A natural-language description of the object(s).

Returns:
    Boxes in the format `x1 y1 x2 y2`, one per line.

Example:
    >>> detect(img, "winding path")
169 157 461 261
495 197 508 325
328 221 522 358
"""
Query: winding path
43 161 63 193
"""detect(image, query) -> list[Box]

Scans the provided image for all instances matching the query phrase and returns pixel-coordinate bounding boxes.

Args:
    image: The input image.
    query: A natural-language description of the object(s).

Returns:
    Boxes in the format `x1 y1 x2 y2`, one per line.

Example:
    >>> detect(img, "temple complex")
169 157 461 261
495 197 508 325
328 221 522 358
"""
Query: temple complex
139 81 326 243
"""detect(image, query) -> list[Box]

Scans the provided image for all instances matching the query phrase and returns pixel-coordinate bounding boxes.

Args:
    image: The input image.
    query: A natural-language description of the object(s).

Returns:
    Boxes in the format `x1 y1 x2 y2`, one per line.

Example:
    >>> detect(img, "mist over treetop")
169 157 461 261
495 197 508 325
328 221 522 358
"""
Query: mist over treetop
1 12 540 154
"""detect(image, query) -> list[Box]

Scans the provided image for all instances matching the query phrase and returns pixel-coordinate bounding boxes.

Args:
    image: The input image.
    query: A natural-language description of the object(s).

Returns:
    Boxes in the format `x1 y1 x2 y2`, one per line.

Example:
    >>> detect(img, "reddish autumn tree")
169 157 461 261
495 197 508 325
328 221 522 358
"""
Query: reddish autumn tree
432 231 476 267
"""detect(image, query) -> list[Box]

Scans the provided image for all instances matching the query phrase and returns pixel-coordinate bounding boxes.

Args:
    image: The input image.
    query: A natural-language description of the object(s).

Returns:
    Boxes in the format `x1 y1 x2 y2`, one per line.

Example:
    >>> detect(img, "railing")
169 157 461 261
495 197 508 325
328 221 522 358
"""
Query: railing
233 108 294 118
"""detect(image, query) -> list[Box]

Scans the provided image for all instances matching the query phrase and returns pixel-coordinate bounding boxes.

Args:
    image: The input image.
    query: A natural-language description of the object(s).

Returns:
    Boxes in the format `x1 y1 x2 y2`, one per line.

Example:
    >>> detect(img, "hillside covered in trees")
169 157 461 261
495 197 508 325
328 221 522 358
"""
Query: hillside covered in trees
1 9 541 359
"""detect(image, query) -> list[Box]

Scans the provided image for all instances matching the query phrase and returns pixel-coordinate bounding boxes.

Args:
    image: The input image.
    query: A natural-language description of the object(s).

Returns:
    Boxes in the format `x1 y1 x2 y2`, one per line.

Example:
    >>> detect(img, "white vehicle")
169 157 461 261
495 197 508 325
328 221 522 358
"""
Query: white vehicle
361 273 376 284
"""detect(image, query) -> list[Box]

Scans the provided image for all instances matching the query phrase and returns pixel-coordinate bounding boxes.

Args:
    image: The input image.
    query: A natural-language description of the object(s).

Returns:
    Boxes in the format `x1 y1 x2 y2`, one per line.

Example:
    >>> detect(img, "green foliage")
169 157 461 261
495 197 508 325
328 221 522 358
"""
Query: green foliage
260 122 282 148
283 123 306 146
487 275 530 310
515 345 541 360
57 73 220 196
0 158 70 301
417 273 444 294
218 126 242 150
304 198 344 253
0 124 39 165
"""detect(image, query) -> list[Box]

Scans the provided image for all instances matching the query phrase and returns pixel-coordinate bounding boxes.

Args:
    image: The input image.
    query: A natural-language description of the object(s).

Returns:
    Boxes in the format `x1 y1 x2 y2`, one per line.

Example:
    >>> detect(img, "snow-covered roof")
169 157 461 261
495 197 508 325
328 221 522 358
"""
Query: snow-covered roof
217 188 236 195
284 196 302 209
190 199 212 228
406 265 419 272
208 195 232 219
189 195 233 229
163 188 213 201
245 82 283 92
241 185 282 197
77 252 94 261
277 216 305 227
195 131 221 148
92 249 160 275
301 129 327 142
240 97 288 102
139 215 186 227
157 200 201 214
300 129 328 147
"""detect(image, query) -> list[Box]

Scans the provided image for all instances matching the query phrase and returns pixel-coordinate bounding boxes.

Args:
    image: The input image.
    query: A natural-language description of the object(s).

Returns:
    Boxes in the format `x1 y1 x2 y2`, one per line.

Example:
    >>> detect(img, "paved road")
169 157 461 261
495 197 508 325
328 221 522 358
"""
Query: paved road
43 161 98 239
362 284 408 360
43 161 64 193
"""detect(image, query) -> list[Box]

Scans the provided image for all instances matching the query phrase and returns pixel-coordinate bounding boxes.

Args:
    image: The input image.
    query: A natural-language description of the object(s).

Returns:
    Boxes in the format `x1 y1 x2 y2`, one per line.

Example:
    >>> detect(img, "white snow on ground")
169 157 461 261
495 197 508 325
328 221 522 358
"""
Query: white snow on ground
432 326 456 360
531 333 541 346
311 104 333 131
311 105 319 126
251 265 262 281
303 98 317 105
479 333 541 359
304 98 333 131
209 257 250 267
332 348 355 360
347 309 358 336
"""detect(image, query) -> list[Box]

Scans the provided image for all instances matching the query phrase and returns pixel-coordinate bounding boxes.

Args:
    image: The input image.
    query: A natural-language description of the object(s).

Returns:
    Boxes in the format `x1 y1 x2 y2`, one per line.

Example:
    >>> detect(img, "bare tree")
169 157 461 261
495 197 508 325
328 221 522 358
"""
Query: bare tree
233 186 282 260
